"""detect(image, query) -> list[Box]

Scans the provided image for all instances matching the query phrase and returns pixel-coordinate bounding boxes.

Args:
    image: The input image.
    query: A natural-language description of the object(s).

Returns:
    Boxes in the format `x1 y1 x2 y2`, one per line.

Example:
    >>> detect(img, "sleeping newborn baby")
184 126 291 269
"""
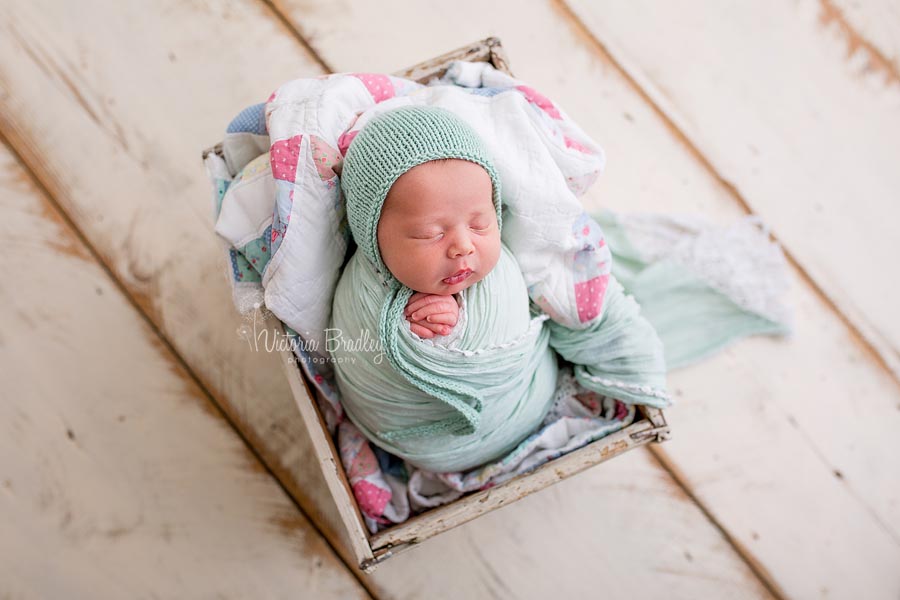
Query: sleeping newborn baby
330 105 559 473
379 157 500 340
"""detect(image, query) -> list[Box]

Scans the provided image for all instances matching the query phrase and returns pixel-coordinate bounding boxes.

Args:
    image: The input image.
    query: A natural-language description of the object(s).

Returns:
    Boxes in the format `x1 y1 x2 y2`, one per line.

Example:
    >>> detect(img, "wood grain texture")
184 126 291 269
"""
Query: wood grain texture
0 1 777 598
0 0 367 581
276 0 900 597
366 449 776 600
827 0 900 79
563 0 900 383
0 145 368 599
5 0 897 595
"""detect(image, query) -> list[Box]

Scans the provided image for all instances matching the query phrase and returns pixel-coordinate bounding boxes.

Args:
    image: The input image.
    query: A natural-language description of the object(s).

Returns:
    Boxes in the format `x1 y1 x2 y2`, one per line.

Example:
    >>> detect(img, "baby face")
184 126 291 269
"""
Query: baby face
376 159 501 295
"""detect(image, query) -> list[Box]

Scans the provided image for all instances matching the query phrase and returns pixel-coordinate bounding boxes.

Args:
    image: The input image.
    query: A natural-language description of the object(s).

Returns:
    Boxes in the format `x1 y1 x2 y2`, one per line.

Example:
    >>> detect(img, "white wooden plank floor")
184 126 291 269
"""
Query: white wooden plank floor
566 0 900 380
1 1 897 598
0 143 368 598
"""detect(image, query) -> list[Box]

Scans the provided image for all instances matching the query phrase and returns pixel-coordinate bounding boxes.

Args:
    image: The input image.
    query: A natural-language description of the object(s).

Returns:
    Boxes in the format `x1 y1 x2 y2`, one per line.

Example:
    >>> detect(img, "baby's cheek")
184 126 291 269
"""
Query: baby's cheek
379 240 412 276
482 234 502 272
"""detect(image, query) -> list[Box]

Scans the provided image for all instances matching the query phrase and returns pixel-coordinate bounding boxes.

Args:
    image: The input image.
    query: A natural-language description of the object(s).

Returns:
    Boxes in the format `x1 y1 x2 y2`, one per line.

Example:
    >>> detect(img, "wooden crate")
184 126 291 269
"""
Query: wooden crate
205 37 671 572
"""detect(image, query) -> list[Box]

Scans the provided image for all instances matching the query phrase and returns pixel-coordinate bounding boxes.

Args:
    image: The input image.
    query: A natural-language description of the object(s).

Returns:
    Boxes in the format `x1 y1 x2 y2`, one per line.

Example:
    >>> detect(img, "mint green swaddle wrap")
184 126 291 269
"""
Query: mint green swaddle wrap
330 105 668 472
331 243 560 472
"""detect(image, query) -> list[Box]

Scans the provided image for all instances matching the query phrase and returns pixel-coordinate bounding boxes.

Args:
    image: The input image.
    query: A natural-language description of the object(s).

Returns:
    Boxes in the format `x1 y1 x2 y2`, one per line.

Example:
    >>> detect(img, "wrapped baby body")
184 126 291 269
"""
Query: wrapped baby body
330 242 559 472
329 103 669 474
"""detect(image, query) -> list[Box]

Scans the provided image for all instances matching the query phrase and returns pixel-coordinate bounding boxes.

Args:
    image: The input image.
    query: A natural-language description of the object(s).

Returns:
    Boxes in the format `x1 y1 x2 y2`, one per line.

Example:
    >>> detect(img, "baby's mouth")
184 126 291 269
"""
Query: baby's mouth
442 269 473 285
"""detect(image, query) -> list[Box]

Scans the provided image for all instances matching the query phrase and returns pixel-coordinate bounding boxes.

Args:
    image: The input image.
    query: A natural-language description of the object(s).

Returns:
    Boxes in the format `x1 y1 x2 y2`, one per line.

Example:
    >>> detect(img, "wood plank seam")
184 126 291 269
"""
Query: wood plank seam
818 0 900 88
261 0 336 73
548 0 900 386
1 7 380 588
2 4 377 586
647 445 789 600
0 121 376 599
549 0 900 594
784 413 900 547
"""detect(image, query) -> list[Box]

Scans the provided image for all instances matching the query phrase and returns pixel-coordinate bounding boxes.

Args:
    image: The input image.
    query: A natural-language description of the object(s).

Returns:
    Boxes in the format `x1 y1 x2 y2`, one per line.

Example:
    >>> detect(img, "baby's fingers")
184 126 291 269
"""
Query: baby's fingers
409 300 457 322
411 318 452 337
409 322 435 339
405 294 450 317
424 312 457 326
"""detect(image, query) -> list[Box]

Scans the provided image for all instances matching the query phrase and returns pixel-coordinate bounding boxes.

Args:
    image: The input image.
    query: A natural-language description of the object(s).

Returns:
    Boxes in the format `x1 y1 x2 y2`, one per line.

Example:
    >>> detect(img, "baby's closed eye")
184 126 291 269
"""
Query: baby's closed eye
411 231 442 240
410 220 491 239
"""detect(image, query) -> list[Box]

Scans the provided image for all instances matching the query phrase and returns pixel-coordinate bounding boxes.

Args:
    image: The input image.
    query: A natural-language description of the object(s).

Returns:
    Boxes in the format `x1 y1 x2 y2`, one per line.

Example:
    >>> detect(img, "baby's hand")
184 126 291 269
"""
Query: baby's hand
404 292 459 339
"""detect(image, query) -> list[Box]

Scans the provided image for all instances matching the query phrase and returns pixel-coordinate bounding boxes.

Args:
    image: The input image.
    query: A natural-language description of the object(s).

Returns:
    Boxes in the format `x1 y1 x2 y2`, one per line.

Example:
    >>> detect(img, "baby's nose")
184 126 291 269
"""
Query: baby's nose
448 233 475 257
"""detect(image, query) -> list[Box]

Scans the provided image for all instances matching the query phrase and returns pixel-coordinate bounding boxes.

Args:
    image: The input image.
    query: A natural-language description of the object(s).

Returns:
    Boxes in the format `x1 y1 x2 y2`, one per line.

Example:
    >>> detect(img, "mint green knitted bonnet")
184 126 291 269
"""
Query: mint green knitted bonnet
340 105 503 290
